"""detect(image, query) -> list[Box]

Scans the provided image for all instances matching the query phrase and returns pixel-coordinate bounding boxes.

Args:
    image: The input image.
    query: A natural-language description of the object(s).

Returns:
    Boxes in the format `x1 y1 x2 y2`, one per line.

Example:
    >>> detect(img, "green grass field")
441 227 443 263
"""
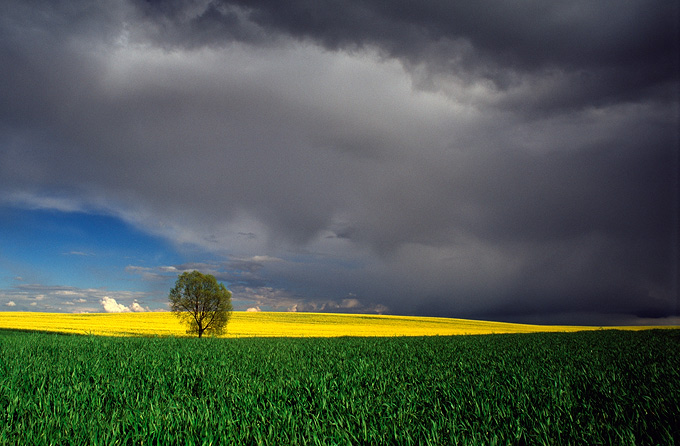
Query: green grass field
1 329 678 445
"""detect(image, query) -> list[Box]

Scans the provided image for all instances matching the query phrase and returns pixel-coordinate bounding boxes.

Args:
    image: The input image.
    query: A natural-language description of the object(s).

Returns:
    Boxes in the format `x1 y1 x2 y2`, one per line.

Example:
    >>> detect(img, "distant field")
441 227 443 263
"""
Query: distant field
0 311 671 337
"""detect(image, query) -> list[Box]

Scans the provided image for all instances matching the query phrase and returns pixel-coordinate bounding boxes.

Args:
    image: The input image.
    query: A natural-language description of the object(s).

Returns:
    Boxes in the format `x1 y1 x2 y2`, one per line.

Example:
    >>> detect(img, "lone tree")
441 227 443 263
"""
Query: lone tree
169 270 233 338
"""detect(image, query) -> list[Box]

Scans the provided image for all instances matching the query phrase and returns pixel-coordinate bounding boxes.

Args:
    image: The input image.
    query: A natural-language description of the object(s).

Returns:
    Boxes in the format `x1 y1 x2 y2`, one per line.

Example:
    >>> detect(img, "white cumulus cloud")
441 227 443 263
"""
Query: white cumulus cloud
246 306 261 312
130 302 147 312
5 301 16 307
101 296 131 313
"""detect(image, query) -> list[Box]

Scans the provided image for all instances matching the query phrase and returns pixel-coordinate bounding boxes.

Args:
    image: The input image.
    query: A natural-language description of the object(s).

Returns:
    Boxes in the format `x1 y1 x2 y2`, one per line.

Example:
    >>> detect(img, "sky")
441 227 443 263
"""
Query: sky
0 0 678 325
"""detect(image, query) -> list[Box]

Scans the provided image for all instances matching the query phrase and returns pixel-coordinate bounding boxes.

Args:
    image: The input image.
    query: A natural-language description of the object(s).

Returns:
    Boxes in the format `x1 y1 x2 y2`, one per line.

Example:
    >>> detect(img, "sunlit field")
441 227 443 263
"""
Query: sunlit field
1 313 678 444
0 311 670 337
1 329 678 444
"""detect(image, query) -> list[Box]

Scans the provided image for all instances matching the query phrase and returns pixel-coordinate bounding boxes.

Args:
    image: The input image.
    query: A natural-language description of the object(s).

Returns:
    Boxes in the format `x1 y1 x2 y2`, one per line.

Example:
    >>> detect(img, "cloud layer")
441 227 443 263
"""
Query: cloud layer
0 283 150 313
1 0 677 323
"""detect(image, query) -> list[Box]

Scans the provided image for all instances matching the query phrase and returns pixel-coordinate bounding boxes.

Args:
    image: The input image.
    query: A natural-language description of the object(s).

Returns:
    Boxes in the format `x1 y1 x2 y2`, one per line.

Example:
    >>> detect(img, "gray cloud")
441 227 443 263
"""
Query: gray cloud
132 0 678 109
0 0 677 323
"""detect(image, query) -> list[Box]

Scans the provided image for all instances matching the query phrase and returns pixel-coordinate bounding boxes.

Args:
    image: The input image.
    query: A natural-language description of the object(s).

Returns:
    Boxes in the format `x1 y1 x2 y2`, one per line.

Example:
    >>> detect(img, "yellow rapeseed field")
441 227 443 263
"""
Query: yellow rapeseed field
0 311 672 337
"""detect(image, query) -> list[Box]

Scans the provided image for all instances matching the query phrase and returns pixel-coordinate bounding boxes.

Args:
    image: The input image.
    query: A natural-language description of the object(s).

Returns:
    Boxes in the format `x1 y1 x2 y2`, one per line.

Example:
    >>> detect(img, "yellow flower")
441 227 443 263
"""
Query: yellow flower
1 311 667 337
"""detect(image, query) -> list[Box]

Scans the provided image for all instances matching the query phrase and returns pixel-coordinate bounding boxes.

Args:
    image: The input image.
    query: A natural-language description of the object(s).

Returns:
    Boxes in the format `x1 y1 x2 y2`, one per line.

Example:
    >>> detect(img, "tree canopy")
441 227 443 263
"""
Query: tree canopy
169 270 232 338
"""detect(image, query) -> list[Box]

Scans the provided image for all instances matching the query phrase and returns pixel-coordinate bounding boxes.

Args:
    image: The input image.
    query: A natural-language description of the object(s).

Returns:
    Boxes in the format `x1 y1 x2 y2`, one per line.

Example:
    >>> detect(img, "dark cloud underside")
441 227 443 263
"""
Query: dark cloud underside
135 0 679 106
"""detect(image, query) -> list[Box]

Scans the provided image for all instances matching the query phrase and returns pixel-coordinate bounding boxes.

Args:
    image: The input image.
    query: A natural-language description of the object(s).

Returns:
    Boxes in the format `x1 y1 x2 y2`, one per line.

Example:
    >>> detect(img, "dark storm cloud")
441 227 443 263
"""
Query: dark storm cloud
134 0 678 109
0 0 677 323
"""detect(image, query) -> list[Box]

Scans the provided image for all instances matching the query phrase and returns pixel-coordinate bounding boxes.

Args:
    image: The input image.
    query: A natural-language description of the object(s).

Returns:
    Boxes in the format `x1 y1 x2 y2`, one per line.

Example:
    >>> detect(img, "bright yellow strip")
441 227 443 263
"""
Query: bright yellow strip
0 311 675 337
